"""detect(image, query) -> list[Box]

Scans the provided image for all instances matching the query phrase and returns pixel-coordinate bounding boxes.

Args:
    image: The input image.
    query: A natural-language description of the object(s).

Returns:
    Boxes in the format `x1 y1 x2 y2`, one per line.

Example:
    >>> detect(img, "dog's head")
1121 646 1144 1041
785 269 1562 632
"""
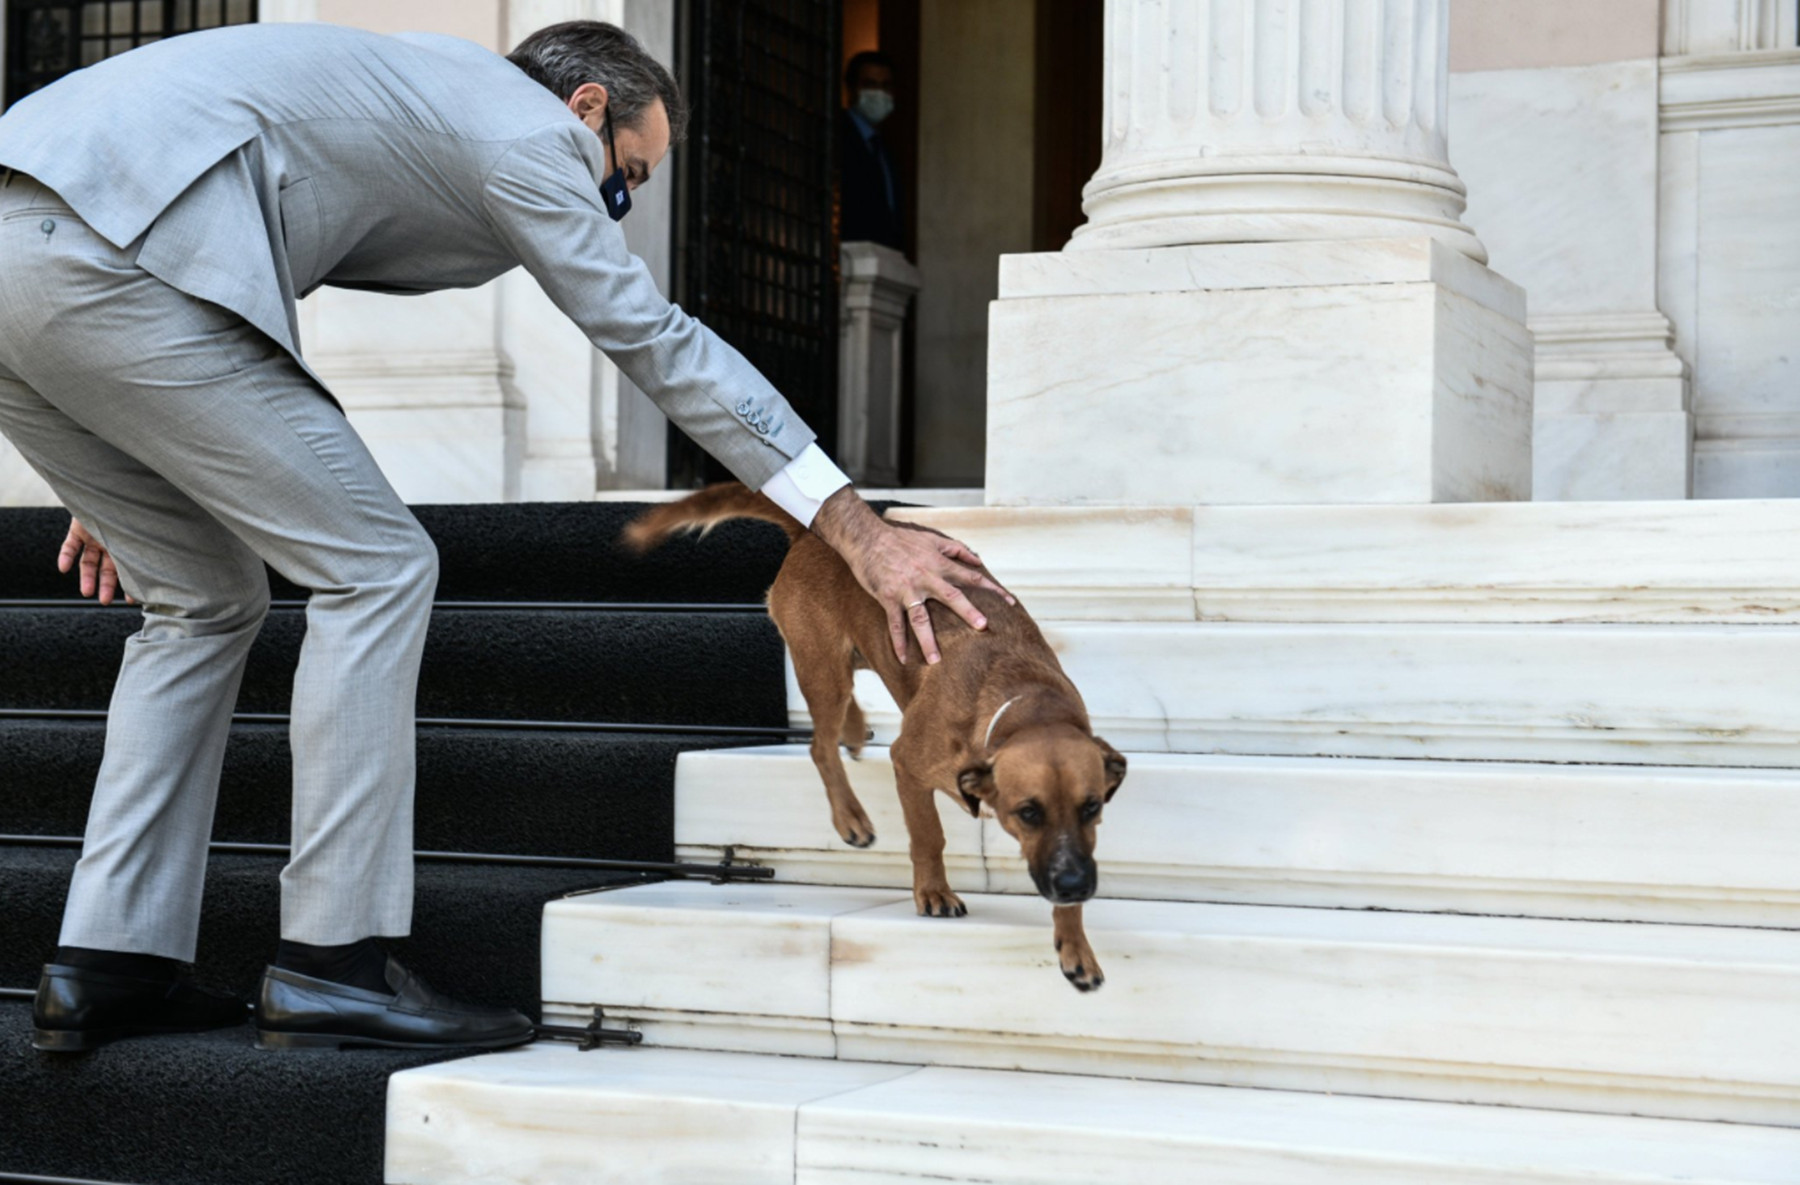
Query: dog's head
956 727 1127 905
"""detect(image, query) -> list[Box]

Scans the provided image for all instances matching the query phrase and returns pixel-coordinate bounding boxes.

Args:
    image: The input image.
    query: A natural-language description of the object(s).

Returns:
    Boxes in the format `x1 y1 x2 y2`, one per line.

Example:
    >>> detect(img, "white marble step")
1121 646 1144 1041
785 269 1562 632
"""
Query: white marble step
787 621 1800 765
891 499 1800 622
387 1044 1800 1185
674 745 1800 927
541 882 1800 1126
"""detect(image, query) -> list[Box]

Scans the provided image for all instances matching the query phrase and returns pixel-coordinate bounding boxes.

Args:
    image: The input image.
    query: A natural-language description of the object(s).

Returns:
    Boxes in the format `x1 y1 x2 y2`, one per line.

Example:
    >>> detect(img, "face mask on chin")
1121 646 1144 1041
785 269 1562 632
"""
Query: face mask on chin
855 89 895 125
599 112 632 221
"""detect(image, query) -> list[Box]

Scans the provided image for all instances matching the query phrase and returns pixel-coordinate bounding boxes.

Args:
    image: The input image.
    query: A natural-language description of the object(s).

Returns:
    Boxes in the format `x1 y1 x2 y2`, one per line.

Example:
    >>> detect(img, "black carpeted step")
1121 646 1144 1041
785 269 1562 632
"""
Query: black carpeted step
0 502 790 603
0 845 639 1015
0 1001 459 1185
0 718 754 860
0 605 787 726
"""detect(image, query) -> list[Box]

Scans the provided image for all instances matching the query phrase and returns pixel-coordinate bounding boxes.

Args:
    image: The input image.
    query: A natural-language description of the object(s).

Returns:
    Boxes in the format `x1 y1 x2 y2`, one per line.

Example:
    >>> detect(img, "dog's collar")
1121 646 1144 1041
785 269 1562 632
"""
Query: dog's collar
984 696 1024 752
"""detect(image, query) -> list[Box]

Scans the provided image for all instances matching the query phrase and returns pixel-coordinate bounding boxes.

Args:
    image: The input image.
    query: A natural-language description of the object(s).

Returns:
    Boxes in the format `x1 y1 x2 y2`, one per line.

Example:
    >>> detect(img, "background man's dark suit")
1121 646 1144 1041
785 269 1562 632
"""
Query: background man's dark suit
839 108 905 252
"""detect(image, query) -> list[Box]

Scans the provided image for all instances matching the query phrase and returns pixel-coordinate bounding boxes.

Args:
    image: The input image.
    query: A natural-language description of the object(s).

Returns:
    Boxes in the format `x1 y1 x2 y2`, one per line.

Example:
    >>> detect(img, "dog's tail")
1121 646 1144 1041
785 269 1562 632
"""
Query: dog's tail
621 482 806 553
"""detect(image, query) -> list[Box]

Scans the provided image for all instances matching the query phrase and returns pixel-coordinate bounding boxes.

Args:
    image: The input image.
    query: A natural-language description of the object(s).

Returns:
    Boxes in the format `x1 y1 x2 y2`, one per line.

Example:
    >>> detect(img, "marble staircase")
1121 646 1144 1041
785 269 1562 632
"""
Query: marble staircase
672 745 1800 925
387 500 1800 1183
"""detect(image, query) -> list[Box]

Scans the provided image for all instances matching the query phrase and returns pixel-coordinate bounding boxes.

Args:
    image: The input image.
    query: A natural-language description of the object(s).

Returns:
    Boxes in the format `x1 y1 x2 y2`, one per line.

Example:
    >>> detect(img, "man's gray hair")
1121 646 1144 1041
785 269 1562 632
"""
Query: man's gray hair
509 21 688 142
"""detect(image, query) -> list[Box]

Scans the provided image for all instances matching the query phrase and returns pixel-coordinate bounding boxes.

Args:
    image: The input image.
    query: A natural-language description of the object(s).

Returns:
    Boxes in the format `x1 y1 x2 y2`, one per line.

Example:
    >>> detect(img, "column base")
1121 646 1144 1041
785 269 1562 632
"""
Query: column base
1528 313 1693 500
986 238 1532 507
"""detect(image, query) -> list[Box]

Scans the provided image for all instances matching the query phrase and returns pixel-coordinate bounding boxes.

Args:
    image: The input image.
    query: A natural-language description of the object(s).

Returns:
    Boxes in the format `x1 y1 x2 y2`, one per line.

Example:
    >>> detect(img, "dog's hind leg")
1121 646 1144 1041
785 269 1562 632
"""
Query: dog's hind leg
841 695 869 761
785 638 878 849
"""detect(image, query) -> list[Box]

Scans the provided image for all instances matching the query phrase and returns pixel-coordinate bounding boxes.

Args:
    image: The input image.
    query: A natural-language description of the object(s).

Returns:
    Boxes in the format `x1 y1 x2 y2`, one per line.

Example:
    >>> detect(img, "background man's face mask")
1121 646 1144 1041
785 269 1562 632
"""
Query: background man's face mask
855 88 895 125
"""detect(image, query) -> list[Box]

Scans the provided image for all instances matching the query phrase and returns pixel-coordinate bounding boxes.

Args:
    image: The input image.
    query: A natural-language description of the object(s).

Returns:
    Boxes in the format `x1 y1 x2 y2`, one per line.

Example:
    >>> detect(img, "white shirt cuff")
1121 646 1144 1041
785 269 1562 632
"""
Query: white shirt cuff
761 443 852 529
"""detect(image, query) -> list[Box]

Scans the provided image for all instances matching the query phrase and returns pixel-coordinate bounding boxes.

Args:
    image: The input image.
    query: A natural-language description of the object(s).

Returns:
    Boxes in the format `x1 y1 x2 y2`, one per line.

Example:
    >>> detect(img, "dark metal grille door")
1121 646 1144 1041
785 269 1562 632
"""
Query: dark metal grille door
5 0 257 109
671 0 840 487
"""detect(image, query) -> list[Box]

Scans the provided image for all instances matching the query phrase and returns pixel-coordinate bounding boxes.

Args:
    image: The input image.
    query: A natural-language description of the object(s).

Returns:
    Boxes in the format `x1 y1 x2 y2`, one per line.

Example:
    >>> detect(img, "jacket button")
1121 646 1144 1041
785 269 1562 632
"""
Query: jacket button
40 219 55 236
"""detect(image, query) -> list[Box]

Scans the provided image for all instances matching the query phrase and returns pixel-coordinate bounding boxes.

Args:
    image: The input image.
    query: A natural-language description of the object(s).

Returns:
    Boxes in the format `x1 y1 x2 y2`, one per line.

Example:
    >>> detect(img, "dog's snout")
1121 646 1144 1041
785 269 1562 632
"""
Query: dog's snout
1052 864 1093 899
1038 845 1097 904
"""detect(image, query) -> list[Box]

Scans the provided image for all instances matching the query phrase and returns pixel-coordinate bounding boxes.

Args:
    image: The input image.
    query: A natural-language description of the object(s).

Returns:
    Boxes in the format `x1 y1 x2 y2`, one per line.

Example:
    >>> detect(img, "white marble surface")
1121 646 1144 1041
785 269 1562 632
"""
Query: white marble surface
986 252 1532 506
799 1064 1800 1185
674 746 988 893
791 621 1800 766
388 1046 1800 1185
890 505 1195 620
1453 61 1661 315
386 1044 914 1185
894 499 1800 622
999 237 1524 318
541 883 905 1028
540 883 1800 1125
385 1045 1800 1185
1533 410 1693 500
675 744 1800 928
1449 60 1696 501
1658 54 1800 498
1691 120 1800 498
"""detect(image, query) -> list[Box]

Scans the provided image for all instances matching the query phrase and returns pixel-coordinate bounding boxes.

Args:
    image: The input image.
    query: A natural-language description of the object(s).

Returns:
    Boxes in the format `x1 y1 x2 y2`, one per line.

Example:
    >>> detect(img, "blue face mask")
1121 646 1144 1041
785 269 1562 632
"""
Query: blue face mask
601 113 632 222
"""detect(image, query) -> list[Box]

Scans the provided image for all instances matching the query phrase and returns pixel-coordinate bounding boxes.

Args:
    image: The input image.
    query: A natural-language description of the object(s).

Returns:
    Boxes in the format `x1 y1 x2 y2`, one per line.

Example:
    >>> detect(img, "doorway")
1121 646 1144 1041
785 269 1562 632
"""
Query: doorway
667 0 1101 491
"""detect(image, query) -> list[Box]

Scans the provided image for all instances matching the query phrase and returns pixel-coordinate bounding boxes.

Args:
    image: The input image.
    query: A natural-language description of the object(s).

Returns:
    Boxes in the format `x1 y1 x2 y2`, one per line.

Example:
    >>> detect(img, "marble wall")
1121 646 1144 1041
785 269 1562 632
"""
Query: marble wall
1662 53 1800 497
1451 56 1692 500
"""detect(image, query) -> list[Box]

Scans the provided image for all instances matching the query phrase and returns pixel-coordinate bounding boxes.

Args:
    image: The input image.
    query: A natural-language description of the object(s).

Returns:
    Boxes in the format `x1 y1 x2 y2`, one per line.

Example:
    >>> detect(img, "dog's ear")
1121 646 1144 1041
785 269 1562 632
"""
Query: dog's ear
1096 737 1128 802
956 763 994 817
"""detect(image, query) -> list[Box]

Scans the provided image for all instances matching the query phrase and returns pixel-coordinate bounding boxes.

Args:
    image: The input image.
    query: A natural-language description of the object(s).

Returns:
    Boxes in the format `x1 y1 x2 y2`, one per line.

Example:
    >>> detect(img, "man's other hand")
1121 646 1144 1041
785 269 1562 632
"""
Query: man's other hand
58 518 133 606
809 487 1012 665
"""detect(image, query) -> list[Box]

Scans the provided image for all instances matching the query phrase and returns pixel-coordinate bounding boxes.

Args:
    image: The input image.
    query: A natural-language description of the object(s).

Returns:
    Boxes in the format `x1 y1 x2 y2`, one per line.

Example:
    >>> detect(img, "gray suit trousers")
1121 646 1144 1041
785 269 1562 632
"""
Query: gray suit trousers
0 174 434 958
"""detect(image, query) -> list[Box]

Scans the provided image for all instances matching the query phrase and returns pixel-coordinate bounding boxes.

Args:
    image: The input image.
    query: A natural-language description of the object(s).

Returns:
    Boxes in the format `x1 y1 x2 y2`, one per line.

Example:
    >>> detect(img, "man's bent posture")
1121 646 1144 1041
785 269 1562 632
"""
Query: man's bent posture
0 21 1002 1052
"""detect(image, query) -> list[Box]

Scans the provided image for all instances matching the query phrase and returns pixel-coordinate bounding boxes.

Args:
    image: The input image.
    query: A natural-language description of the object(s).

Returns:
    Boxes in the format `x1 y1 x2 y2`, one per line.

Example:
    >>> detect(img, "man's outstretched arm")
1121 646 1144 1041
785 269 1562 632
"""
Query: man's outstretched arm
482 129 1011 658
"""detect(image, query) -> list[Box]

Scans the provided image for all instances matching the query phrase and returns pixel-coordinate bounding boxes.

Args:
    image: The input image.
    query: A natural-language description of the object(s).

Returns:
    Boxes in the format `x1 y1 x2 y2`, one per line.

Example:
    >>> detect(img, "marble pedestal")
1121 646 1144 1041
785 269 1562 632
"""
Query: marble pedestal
1531 313 1691 500
985 238 1533 507
837 243 919 487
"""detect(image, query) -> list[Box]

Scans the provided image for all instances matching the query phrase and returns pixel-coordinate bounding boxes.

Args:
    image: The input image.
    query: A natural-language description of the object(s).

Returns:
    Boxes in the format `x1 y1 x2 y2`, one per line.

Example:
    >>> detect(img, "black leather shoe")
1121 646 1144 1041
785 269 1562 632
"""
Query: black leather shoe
33 964 249 1052
254 957 535 1051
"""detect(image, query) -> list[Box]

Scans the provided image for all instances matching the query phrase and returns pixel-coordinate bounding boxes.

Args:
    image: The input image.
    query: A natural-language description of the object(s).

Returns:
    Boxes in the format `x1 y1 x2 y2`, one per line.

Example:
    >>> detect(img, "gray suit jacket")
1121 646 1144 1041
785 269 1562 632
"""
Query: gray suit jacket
0 22 812 487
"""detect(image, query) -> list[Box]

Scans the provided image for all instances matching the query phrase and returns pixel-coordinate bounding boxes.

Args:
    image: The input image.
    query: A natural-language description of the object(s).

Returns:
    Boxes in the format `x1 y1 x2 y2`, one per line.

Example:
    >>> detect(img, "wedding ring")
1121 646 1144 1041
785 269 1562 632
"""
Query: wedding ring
906 599 926 609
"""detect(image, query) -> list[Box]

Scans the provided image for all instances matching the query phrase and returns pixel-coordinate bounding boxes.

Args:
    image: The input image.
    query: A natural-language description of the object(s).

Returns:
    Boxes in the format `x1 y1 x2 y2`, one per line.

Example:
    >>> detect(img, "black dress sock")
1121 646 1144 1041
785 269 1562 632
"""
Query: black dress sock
275 937 392 994
55 945 182 982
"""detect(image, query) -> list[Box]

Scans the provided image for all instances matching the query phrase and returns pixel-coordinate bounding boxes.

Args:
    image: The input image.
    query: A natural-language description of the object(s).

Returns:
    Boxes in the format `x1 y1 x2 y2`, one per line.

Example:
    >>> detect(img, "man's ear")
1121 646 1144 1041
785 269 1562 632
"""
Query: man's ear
1096 737 1128 802
956 763 994 817
566 81 611 126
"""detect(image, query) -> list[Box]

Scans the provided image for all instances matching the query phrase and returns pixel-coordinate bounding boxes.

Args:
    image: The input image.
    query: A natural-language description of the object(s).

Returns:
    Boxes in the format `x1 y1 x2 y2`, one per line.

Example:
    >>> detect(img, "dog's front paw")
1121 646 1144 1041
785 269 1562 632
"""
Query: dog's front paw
914 886 968 918
1055 937 1105 992
831 802 877 848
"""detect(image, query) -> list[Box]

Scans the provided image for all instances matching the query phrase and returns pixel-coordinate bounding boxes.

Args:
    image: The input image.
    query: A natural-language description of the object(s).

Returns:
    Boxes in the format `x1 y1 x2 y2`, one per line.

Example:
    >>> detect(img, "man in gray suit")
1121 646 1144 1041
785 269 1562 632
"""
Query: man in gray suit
0 20 1004 1052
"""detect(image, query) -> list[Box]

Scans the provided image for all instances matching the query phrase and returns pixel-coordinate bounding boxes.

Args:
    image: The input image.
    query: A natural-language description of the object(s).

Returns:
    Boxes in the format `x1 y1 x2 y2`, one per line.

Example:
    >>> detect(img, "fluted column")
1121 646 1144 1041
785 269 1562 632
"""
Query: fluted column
1071 0 1486 262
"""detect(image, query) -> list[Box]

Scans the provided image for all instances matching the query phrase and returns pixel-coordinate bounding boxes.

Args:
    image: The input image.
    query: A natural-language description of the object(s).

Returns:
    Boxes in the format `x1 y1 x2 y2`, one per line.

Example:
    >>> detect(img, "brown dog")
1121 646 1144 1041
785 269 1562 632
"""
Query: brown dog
626 484 1126 991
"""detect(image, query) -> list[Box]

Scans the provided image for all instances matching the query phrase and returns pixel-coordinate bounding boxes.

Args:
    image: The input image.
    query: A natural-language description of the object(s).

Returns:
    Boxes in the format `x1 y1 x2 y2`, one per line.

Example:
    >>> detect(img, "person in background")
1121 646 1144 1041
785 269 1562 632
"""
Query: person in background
840 49 906 253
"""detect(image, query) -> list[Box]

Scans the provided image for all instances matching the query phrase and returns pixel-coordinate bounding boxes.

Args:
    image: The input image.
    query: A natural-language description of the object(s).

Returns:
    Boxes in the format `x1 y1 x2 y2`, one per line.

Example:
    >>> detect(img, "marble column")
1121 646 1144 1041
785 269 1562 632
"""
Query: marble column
838 243 921 487
985 0 1533 507
1073 0 1486 262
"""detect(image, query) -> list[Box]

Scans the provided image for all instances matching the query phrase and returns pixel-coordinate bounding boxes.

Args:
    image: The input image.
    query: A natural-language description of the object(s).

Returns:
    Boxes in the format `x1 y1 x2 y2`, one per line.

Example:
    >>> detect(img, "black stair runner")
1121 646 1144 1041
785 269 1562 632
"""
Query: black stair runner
0 502 795 1185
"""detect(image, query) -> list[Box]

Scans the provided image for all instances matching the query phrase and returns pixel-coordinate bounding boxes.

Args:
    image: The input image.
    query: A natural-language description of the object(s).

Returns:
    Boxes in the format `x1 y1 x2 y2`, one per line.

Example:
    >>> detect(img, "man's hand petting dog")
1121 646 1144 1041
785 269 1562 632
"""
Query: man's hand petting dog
810 487 1012 665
